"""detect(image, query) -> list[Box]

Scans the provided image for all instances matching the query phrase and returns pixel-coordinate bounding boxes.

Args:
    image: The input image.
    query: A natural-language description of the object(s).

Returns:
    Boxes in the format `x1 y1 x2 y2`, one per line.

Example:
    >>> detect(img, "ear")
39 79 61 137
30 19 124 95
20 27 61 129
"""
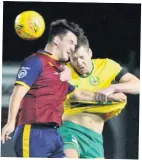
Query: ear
88 48 92 58
53 35 61 45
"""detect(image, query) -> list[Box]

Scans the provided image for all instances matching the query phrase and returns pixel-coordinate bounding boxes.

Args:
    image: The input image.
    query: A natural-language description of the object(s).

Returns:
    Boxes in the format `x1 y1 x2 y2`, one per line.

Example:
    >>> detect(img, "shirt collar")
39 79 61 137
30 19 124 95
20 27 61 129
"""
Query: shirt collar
38 49 59 61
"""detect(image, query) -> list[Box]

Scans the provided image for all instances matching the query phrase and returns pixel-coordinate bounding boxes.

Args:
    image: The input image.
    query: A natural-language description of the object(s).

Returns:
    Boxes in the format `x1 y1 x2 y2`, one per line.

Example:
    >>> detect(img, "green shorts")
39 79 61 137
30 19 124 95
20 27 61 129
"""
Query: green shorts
58 121 104 158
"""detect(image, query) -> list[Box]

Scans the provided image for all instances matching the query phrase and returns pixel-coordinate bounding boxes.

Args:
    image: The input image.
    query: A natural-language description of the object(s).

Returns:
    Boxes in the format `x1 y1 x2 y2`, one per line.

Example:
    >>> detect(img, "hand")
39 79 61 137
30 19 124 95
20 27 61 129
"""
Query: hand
59 65 72 82
1 122 15 144
95 86 116 102
108 93 127 102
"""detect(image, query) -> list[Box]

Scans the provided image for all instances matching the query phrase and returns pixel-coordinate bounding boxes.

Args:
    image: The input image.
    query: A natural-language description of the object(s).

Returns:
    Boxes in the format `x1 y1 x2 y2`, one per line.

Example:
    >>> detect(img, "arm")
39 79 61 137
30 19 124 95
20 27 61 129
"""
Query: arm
69 89 95 101
106 59 139 94
70 89 127 102
111 72 140 94
95 72 139 102
1 85 28 144
2 55 42 144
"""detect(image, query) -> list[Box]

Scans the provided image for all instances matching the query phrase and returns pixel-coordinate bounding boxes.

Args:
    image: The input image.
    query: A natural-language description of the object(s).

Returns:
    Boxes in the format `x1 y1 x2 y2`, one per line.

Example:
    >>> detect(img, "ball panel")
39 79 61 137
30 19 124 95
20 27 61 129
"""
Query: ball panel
14 10 45 40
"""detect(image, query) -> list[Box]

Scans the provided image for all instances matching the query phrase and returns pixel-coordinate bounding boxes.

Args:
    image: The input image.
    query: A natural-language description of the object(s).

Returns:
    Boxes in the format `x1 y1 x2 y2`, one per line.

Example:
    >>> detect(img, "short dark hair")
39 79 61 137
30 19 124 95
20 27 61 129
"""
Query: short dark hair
48 19 84 42
75 35 90 51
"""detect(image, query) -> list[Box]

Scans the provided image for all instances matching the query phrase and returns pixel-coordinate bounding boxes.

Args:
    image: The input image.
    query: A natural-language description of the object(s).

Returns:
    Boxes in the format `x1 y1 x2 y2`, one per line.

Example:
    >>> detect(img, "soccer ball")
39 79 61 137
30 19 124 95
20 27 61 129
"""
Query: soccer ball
14 10 45 40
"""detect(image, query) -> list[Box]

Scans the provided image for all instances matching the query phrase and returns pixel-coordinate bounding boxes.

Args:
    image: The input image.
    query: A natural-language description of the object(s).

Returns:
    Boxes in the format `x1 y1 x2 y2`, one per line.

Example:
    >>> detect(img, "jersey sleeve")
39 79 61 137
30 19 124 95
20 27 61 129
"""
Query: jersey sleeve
15 55 42 89
67 83 75 94
107 59 126 81
115 68 128 81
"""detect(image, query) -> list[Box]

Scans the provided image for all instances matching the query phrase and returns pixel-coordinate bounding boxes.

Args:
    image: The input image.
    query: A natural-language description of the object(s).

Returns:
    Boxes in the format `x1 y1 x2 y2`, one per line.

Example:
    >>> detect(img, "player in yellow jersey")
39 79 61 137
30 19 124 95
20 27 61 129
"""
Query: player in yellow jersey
58 35 140 159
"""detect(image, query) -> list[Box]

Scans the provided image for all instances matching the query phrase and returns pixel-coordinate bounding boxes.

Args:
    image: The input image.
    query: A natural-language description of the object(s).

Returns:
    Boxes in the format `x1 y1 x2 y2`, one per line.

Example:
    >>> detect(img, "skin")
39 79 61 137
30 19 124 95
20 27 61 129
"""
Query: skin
45 31 77 62
63 46 140 158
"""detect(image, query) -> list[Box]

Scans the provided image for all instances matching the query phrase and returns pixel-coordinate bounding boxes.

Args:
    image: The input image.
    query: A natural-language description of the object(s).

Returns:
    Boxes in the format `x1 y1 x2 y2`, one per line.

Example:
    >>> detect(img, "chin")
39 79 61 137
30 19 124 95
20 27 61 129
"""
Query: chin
79 70 87 75
78 70 84 75
60 56 69 62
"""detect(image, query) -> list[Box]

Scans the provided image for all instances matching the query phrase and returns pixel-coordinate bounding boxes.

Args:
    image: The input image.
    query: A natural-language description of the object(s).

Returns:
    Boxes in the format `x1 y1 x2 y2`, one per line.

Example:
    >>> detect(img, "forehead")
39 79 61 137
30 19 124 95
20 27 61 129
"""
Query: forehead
71 46 88 58
63 31 77 42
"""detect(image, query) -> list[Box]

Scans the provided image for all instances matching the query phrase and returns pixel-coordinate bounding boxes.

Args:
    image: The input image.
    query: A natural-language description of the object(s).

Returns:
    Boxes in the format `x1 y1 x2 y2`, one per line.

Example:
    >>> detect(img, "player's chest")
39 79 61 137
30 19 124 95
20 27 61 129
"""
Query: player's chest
70 70 114 91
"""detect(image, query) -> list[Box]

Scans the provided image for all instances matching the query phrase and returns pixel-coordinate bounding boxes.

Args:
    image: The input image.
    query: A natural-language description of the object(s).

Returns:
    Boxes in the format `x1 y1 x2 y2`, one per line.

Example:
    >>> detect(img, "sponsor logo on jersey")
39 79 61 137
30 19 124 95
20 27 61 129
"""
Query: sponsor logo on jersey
18 67 30 79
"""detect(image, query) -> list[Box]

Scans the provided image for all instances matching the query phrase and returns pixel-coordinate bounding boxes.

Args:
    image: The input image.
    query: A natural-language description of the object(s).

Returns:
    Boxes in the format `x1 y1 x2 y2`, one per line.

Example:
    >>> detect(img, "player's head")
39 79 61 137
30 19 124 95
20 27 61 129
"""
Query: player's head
47 19 84 61
70 35 92 76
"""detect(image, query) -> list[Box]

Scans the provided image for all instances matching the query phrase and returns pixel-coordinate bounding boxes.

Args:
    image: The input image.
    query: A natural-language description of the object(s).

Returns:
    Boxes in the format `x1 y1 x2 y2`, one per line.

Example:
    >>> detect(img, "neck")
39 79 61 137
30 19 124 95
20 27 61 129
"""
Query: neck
80 61 94 77
44 43 60 60
88 61 93 73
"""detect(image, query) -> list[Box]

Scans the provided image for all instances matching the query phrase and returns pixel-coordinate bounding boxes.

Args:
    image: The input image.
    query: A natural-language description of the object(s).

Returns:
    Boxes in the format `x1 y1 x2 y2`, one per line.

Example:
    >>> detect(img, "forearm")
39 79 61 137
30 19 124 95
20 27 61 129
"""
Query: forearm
7 95 21 123
70 89 110 101
70 89 95 101
110 81 140 94
70 89 127 103
112 72 140 94
7 85 28 123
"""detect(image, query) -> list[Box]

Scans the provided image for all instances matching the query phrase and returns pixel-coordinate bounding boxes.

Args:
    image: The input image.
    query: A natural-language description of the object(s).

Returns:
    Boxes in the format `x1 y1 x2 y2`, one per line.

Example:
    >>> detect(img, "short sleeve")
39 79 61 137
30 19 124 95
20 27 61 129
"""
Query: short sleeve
107 59 123 80
68 83 75 94
15 55 42 89
115 68 128 81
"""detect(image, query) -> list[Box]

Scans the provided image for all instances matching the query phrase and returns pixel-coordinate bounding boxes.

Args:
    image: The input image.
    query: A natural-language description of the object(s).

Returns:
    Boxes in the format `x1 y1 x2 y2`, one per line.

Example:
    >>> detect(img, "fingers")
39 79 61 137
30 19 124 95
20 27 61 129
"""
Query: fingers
2 132 12 144
1 131 6 144
59 68 72 82
115 93 127 101
95 87 115 103
5 135 11 141
54 65 72 82
1 135 5 144
59 65 66 71
95 92 108 102
54 72 59 75
107 93 127 102
119 93 127 101
54 71 71 81
60 73 72 81
1 126 12 144
1 127 7 144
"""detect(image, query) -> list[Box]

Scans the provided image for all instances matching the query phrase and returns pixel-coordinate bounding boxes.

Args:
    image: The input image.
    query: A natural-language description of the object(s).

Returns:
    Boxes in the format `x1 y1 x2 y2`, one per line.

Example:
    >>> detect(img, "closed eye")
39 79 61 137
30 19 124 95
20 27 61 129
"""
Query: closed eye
80 56 84 59
69 40 77 47
69 40 73 44
73 57 77 61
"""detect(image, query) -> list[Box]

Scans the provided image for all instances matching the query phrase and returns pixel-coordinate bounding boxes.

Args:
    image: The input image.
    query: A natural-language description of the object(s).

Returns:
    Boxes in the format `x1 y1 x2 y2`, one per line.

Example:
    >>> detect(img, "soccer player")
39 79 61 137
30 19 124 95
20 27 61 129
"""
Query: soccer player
1 19 84 158
58 35 140 158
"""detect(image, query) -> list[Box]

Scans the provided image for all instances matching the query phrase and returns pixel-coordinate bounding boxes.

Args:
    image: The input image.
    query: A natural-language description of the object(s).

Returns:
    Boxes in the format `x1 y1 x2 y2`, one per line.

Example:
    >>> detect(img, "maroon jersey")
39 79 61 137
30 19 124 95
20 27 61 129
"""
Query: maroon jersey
15 50 74 126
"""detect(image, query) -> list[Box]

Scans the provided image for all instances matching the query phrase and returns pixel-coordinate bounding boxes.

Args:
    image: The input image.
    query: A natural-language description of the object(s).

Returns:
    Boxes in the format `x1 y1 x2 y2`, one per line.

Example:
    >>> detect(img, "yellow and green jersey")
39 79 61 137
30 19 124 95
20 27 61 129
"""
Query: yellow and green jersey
64 58 127 121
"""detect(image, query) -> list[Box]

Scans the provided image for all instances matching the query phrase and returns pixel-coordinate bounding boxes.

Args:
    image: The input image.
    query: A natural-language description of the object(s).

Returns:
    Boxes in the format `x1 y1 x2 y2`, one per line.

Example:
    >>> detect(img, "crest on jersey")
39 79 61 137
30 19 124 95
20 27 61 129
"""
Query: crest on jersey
18 67 30 79
89 76 100 86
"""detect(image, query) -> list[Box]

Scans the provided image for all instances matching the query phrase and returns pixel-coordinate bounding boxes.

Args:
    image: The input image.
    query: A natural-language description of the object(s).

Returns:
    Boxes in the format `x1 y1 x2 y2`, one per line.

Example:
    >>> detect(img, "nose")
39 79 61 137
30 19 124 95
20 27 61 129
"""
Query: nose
70 44 76 53
77 59 82 66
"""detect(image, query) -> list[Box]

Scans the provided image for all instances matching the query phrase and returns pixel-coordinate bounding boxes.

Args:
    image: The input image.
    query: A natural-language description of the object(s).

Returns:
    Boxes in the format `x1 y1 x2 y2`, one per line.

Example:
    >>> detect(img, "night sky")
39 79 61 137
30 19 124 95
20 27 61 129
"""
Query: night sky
2 2 141 67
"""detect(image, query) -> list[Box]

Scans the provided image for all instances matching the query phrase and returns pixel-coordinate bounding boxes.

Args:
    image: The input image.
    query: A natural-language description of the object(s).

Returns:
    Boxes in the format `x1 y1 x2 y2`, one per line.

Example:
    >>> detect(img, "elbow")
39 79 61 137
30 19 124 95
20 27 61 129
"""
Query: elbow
133 80 140 94
69 89 82 100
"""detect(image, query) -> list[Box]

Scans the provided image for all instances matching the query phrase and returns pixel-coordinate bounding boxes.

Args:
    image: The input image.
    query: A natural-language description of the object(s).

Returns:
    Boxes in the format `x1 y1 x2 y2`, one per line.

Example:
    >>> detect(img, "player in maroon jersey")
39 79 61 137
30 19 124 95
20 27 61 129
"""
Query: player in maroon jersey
1 19 84 158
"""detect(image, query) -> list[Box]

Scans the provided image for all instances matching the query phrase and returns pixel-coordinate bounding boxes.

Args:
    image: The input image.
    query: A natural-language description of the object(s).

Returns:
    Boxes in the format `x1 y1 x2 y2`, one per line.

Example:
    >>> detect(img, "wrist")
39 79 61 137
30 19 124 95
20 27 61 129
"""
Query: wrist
110 84 117 92
7 119 16 124
93 92 97 101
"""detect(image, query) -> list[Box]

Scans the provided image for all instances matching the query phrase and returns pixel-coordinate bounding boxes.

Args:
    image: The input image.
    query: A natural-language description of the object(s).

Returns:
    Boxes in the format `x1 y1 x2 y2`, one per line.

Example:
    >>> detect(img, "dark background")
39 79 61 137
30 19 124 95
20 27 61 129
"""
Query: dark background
3 1 141 66
2 1 141 159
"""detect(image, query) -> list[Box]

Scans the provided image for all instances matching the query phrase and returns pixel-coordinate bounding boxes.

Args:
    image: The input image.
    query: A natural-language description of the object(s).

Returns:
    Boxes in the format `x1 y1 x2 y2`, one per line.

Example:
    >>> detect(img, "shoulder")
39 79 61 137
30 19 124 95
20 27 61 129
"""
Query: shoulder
22 54 42 65
67 62 79 78
67 62 75 72
93 58 120 66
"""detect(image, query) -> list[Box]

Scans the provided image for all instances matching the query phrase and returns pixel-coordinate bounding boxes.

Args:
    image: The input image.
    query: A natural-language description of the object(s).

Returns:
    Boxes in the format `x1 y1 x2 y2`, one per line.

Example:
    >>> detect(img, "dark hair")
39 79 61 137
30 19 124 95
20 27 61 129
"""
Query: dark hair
48 19 84 42
75 35 90 51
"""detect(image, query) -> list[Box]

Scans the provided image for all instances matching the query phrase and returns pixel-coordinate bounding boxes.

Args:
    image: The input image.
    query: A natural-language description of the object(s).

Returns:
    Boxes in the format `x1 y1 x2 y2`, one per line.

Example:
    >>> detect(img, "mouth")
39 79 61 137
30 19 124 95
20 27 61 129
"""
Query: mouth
67 51 71 54
79 67 85 71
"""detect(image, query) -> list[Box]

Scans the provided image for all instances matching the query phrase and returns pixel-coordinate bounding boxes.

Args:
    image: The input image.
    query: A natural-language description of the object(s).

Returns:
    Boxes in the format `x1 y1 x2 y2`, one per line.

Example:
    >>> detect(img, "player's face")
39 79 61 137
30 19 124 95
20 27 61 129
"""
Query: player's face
70 46 92 75
58 31 77 61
